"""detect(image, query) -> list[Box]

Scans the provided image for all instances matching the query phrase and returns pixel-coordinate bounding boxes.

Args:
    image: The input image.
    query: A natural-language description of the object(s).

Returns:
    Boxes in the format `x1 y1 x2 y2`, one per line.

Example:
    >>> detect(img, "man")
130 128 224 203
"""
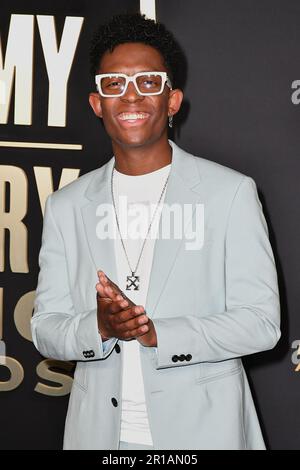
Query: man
31 13 281 450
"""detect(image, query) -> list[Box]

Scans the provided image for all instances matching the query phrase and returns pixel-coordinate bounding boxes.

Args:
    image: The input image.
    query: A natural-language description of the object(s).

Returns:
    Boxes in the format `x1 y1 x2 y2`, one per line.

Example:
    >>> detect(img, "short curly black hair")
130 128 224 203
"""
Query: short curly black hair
89 12 186 90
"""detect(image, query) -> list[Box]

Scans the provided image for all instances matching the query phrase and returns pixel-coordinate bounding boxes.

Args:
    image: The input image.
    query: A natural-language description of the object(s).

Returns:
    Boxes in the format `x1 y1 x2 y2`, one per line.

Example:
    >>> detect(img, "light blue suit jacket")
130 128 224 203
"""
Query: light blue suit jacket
31 140 281 449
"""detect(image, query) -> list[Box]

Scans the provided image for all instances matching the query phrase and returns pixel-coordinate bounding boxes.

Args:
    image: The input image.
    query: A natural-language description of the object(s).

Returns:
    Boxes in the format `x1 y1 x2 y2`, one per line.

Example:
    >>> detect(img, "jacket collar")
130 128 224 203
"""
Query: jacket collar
84 139 202 203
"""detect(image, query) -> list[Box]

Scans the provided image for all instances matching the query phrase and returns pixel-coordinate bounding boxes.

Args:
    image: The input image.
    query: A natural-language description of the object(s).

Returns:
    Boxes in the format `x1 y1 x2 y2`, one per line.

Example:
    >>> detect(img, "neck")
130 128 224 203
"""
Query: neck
112 135 172 176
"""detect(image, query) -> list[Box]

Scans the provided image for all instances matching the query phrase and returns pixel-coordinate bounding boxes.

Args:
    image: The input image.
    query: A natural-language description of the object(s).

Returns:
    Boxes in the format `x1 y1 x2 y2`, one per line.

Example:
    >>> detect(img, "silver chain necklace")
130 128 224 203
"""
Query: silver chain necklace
111 163 170 291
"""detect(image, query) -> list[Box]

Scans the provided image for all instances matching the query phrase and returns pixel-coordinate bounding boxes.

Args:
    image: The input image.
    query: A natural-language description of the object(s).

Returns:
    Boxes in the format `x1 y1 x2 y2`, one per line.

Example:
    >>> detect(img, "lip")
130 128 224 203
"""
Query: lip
116 112 151 127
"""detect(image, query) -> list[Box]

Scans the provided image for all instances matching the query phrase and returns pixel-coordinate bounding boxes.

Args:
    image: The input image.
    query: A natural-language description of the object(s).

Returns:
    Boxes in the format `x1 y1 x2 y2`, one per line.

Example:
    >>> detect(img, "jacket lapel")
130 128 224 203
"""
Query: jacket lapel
80 156 118 284
145 141 203 318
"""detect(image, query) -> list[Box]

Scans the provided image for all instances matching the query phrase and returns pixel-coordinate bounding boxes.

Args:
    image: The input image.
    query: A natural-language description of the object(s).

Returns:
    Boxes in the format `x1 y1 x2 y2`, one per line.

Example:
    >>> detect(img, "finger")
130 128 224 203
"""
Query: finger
105 299 132 315
96 283 118 301
96 281 107 297
114 305 145 323
101 273 124 296
117 313 148 333
98 271 112 286
108 305 145 326
98 272 116 296
104 285 119 301
98 273 134 306
105 278 134 305
99 273 122 298
118 290 135 306
98 292 130 312
122 323 149 340
97 270 107 282
98 273 108 287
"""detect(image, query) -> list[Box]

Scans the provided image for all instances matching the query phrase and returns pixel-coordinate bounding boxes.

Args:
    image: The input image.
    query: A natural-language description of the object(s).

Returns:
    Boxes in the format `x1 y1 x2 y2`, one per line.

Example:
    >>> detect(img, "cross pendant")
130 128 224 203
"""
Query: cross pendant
126 272 140 290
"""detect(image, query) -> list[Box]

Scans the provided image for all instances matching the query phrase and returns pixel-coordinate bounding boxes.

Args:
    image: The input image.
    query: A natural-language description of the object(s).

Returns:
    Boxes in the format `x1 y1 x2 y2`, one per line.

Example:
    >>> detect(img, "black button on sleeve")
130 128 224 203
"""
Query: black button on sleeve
172 355 179 363
111 397 118 407
186 354 192 361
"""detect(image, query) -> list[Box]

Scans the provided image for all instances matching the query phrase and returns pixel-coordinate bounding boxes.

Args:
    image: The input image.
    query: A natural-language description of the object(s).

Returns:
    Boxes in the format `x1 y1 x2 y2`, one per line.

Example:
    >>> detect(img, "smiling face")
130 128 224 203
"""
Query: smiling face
89 42 183 149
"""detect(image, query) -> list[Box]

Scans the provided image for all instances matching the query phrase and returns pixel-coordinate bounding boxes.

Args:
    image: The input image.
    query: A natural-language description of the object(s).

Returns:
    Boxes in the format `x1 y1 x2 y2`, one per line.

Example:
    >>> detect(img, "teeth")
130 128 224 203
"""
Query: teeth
119 113 148 120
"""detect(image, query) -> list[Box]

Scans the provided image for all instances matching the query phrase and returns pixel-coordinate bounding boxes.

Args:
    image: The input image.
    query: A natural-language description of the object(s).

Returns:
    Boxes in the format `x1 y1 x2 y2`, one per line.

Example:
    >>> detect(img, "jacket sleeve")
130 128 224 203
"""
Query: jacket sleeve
31 194 117 361
152 176 281 369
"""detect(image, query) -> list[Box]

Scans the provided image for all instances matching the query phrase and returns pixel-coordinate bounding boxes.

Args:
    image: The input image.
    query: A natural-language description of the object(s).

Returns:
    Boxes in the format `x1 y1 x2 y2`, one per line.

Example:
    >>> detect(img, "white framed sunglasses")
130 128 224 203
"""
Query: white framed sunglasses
95 71 172 97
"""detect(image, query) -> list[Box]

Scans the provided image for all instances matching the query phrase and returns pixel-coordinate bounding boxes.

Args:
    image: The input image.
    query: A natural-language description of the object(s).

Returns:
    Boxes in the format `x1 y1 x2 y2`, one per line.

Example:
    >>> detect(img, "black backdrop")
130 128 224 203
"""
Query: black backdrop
0 0 299 450
0 0 140 450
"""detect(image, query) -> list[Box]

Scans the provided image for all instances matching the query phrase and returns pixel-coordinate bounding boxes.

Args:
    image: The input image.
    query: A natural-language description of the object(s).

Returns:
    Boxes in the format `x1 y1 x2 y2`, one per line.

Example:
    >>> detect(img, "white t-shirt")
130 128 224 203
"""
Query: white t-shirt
112 162 171 446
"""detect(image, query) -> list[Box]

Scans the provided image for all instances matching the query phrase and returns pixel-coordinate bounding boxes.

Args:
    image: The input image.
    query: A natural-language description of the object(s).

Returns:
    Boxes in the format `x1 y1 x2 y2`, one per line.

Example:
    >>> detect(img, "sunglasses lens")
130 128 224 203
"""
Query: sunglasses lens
136 74 163 94
99 74 164 96
100 76 126 95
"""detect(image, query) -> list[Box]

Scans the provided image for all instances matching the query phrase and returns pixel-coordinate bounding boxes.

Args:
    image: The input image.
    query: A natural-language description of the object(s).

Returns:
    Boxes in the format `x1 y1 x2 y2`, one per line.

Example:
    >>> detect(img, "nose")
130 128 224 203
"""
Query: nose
121 81 144 102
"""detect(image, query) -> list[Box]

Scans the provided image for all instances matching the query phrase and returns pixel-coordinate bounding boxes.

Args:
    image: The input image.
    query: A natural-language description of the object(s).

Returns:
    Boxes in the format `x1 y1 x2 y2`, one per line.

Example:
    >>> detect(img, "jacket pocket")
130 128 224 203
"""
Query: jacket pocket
73 361 87 392
195 358 242 385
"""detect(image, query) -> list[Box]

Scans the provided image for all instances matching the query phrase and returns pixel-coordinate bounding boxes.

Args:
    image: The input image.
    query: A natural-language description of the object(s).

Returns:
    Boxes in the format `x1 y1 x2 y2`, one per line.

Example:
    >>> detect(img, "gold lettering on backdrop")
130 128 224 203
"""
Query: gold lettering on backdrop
0 15 34 125
0 290 77 394
0 166 28 273
0 14 84 127
36 15 84 127
35 359 74 396
0 141 82 150
14 291 35 341
0 165 80 271
34 167 80 215
0 357 24 391
0 14 85 395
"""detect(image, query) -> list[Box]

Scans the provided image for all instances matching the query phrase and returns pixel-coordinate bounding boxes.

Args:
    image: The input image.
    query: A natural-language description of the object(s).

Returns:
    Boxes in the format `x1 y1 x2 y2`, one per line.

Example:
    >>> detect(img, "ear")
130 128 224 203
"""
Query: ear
89 92 103 118
168 88 184 118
